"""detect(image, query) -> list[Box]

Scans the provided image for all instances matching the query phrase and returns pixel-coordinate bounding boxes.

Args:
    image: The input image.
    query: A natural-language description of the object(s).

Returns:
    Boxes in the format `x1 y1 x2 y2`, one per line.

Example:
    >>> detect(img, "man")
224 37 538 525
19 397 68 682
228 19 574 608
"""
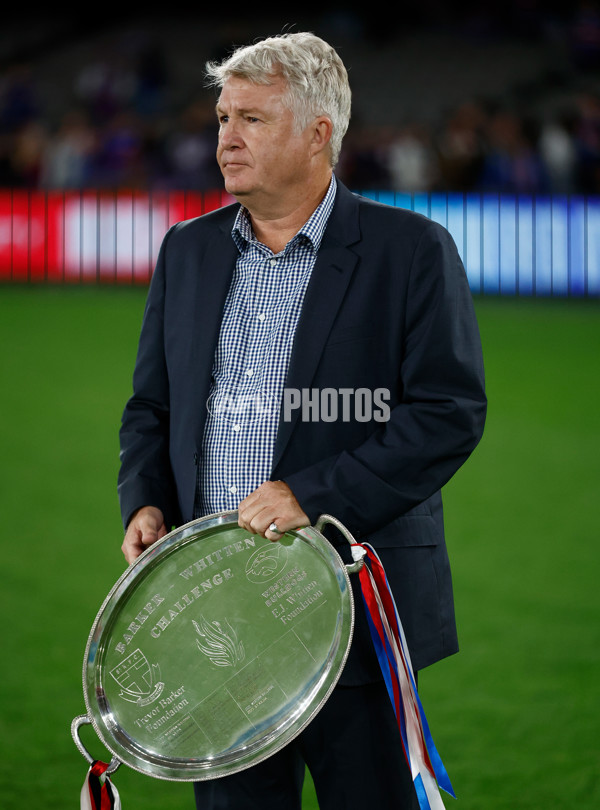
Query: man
118 31 486 810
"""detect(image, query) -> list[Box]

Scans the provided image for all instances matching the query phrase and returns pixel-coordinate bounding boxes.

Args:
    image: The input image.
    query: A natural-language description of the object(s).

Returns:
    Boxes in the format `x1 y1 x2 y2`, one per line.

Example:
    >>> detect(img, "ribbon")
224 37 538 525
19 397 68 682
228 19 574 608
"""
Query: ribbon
352 542 456 809
80 760 121 810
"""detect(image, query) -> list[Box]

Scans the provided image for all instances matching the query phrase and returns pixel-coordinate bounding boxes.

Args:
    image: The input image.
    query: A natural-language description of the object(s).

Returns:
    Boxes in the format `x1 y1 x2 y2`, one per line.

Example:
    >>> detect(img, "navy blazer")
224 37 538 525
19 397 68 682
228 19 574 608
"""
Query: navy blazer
118 179 486 683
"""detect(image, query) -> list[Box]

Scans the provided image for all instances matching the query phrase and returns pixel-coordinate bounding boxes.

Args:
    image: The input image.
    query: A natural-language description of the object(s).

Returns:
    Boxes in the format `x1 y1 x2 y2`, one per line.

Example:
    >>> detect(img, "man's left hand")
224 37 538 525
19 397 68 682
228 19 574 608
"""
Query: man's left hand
238 481 310 540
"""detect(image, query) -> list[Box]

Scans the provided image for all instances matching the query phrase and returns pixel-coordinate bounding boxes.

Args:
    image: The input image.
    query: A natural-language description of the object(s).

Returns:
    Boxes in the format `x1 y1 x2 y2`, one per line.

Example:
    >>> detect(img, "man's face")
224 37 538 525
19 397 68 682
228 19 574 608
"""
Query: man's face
216 75 314 207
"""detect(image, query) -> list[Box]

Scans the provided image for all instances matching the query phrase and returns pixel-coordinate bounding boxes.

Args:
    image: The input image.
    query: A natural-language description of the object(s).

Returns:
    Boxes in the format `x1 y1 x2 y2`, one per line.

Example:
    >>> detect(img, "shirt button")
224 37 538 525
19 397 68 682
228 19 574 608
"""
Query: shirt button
258 313 266 322
229 485 237 494
233 424 241 432
246 369 253 377
270 258 277 267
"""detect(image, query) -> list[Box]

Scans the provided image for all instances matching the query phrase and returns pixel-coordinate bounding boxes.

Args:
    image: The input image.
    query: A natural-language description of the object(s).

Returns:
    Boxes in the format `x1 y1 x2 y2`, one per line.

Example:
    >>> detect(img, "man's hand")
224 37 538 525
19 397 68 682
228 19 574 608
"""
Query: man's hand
238 481 310 541
122 506 167 564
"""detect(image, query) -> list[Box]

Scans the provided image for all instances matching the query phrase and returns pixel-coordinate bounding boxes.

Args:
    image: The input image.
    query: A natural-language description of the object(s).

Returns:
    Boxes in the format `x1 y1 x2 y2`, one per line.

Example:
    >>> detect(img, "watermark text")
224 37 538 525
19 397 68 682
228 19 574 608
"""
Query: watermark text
283 387 390 423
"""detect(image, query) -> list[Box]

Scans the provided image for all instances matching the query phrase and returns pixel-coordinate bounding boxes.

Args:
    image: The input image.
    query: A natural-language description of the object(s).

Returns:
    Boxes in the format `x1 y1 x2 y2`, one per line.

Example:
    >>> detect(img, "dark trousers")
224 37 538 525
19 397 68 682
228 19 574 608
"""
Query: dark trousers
193 678 420 810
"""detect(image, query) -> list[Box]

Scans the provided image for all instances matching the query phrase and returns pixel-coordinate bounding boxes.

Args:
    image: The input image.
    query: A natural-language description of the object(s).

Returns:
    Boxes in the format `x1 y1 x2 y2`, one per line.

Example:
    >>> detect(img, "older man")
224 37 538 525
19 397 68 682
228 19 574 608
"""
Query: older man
118 31 486 810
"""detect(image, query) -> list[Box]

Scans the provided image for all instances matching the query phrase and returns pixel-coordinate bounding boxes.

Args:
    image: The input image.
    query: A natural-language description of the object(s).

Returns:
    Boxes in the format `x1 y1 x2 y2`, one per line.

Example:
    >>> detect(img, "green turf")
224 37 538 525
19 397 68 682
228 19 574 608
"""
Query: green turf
0 287 598 809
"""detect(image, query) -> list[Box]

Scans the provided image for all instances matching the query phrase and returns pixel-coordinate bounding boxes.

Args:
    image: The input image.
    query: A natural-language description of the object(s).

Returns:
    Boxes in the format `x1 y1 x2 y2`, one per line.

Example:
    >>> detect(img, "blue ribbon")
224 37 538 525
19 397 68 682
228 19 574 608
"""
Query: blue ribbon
358 546 456 807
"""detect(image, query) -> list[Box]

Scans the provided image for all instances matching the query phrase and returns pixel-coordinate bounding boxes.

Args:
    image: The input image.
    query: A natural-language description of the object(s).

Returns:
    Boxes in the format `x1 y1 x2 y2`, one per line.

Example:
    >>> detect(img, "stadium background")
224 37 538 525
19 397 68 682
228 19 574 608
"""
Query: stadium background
1 5 598 809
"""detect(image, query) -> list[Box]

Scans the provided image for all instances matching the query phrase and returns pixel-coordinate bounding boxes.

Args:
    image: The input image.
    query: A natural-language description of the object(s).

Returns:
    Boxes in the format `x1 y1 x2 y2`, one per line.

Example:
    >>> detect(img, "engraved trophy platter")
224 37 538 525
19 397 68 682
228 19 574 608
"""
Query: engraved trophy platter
72 511 362 782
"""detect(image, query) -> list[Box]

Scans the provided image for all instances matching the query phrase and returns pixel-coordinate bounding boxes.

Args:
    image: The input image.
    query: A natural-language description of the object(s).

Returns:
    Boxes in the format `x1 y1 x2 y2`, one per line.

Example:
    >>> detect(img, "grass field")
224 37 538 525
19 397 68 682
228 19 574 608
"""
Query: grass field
0 286 598 809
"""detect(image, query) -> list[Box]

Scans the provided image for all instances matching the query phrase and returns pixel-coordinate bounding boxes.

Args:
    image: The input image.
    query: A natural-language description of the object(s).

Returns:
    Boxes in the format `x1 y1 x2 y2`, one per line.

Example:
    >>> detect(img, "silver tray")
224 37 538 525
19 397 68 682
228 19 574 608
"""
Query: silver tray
72 512 362 781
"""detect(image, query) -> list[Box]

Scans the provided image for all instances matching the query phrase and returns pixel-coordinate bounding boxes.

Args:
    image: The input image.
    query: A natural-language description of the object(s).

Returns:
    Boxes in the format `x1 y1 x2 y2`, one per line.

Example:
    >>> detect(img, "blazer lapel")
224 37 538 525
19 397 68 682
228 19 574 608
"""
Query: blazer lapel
189 211 239 449
272 183 361 471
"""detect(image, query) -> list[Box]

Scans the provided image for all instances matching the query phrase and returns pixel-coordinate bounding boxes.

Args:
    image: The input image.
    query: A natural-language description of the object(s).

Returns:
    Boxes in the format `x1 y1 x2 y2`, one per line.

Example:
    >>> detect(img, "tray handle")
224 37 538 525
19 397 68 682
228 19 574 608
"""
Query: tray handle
314 514 365 574
71 714 121 775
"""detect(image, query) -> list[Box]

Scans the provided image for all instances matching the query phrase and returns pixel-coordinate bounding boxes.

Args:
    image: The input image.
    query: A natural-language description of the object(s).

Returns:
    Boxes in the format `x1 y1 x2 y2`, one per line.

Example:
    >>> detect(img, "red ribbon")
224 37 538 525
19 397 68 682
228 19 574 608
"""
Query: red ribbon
352 542 455 809
81 760 120 810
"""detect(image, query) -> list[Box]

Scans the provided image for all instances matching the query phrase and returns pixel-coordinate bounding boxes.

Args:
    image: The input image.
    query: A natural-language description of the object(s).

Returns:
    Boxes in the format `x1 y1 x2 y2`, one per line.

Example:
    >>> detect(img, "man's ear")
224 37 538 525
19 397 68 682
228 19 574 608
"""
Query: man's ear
310 116 333 157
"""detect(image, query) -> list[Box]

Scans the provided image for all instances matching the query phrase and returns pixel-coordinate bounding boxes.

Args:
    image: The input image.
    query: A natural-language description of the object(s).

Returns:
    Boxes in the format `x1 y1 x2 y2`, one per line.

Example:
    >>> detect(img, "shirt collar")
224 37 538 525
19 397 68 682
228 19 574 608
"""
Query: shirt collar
232 175 337 254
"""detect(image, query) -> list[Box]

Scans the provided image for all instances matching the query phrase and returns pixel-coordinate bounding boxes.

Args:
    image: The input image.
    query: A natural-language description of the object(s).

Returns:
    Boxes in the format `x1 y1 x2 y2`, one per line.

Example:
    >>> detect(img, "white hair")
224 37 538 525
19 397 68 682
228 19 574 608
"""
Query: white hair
205 32 352 167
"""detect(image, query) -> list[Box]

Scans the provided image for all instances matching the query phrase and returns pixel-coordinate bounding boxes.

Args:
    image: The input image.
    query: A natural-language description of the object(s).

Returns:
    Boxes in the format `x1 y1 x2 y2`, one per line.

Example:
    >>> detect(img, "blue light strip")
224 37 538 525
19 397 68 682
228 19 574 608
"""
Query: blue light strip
359 190 600 297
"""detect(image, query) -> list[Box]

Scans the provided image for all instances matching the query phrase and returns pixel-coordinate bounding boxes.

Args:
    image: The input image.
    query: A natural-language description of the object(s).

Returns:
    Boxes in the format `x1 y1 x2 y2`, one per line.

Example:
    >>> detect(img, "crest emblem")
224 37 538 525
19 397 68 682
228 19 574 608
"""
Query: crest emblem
245 543 288 583
110 648 164 706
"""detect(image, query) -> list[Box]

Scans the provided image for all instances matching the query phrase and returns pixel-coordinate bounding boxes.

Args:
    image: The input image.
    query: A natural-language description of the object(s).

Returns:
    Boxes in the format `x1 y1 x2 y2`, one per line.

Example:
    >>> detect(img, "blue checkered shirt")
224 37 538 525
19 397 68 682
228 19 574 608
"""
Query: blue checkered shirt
198 176 337 516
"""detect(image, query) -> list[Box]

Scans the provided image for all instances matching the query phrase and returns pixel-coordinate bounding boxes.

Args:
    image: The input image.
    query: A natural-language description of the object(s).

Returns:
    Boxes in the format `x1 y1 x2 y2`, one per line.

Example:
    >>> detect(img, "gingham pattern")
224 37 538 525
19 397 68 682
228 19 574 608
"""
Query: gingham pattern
198 177 337 516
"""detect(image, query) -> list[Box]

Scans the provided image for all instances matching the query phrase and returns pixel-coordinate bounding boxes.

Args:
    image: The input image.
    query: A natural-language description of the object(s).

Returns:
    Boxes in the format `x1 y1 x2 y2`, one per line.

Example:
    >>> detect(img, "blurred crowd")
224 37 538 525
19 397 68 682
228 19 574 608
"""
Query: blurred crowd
3 4 600 195
0 47 223 193
338 92 600 195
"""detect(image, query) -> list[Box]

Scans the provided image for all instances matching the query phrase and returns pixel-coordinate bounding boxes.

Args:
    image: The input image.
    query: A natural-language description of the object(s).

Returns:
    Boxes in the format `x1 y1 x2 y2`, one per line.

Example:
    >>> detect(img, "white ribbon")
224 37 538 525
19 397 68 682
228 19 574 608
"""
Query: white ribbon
80 762 121 810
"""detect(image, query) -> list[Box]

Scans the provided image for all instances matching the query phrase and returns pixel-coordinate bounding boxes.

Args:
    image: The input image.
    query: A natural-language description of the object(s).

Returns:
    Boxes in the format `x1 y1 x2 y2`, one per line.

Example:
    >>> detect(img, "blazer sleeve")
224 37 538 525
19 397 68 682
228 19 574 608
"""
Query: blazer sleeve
117 226 179 530
283 220 487 539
